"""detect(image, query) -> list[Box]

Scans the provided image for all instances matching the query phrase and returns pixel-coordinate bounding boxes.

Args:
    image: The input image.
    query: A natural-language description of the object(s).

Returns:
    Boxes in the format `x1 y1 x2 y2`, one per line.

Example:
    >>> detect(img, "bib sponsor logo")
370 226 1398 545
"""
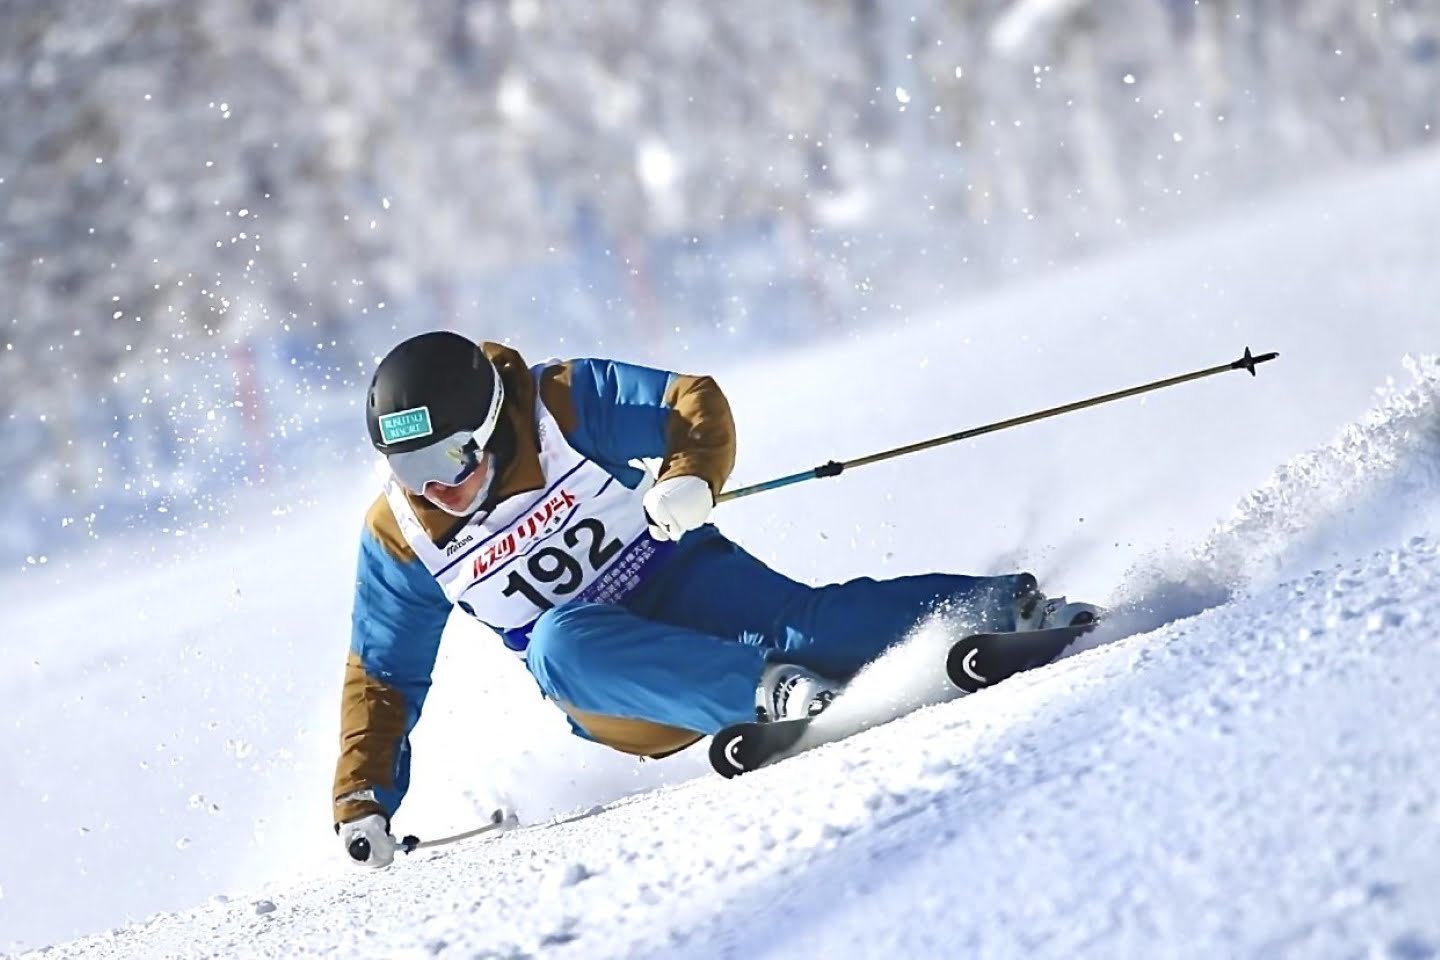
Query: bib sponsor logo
377 407 434 445
473 489 580 577
445 532 476 557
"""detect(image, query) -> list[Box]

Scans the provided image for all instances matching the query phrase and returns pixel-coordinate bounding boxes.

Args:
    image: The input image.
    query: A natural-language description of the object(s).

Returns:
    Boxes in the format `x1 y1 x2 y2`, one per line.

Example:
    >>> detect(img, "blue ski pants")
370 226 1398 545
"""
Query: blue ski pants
524 529 1031 745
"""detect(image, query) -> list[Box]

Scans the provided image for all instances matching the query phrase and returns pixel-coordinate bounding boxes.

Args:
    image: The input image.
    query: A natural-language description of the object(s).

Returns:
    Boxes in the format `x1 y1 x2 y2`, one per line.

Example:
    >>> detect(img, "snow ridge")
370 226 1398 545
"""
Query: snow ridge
1088 355 1440 649
1201 354 1440 582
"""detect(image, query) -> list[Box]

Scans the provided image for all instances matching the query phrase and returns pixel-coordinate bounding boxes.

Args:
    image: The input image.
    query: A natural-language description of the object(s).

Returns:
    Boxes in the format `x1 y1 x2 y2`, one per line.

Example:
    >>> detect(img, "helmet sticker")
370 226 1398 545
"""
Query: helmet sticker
377 406 435 445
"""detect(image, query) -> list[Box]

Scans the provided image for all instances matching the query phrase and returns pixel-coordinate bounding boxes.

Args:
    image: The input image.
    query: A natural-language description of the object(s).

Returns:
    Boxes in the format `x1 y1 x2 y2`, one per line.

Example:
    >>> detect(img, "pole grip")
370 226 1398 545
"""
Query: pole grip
347 836 372 862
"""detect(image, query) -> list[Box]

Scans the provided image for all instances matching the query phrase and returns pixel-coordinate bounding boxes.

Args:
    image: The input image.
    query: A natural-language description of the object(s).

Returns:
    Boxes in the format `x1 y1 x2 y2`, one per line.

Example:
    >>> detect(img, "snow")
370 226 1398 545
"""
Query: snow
5 148 1440 957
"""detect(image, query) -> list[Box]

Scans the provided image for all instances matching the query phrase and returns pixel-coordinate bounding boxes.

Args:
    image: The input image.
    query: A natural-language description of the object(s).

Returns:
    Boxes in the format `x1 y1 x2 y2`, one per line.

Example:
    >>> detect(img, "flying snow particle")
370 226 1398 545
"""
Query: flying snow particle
895 87 911 104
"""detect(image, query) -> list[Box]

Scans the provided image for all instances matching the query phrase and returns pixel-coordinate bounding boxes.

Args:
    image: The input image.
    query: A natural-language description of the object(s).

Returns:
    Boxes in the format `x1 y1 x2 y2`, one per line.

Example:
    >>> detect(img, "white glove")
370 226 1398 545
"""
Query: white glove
642 475 714 541
340 813 396 869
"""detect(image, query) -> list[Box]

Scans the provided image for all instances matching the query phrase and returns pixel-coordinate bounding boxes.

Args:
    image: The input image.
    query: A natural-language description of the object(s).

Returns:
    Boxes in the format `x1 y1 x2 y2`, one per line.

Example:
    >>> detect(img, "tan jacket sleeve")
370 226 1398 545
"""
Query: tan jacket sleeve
656 374 736 496
332 493 450 826
333 652 409 824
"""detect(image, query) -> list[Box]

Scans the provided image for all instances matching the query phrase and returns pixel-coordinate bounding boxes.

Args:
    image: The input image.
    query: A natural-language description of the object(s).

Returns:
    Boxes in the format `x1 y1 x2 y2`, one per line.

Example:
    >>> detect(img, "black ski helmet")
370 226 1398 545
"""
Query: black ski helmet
366 332 502 454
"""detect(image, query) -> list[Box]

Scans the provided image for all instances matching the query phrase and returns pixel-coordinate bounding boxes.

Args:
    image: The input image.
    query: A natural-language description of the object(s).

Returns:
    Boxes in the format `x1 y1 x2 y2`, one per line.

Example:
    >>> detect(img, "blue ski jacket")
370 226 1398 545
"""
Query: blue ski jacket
332 341 735 825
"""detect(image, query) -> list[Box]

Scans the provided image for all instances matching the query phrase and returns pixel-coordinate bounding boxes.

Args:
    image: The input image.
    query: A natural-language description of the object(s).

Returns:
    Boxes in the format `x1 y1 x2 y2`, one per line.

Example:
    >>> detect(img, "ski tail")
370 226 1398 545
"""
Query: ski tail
945 623 1095 693
709 717 809 778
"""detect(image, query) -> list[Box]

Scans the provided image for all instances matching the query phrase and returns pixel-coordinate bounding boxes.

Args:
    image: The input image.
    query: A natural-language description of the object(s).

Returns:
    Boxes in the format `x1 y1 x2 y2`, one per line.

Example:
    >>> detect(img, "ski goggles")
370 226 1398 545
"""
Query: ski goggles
382 364 505 493
386 430 487 493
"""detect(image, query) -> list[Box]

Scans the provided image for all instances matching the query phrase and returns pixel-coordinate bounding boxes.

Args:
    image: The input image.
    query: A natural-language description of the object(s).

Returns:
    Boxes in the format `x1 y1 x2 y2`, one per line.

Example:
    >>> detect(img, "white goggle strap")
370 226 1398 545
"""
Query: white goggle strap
470 358 505 452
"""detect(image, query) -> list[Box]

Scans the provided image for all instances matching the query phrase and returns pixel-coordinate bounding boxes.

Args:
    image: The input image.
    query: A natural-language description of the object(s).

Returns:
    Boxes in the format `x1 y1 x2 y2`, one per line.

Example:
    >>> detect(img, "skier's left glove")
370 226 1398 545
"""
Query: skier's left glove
643 475 714 541
339 813 397 869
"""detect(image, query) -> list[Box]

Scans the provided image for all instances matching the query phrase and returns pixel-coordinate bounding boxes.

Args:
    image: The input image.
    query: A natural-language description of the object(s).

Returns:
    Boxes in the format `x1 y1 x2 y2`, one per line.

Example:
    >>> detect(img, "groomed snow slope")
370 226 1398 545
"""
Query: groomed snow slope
5 149 1440 957
27 357 1440 960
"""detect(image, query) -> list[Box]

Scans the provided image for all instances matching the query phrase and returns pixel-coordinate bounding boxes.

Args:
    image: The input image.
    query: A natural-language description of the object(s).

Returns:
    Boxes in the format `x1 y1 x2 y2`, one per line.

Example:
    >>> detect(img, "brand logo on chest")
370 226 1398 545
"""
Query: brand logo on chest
445 532 476 556
472 489 580 577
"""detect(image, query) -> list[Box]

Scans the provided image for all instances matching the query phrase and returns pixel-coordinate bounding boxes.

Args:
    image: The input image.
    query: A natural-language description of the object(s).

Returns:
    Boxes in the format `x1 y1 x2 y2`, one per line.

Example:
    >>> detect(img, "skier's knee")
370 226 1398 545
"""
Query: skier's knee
526 604 600 692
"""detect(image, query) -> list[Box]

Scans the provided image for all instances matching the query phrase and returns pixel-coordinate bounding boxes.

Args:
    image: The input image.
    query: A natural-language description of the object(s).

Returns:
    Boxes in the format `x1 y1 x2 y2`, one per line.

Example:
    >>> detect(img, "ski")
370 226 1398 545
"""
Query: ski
709 622 1095 778
944 623 1095 693
709 715 811 779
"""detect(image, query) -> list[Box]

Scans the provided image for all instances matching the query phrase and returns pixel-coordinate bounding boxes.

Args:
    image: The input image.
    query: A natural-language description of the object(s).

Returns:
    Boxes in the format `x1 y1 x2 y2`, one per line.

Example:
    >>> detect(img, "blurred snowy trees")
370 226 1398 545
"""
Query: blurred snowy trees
0 0 1436 555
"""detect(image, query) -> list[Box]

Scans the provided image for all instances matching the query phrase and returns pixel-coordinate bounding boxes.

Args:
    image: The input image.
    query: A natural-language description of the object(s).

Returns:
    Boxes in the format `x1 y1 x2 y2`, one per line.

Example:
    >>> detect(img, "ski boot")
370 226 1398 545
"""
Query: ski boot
1013 574 1102 630
756 662 841 722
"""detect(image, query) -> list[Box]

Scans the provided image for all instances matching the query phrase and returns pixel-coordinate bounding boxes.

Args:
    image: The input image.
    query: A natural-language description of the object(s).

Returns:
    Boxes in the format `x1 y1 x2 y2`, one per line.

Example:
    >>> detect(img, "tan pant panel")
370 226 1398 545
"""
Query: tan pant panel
561 703 703 758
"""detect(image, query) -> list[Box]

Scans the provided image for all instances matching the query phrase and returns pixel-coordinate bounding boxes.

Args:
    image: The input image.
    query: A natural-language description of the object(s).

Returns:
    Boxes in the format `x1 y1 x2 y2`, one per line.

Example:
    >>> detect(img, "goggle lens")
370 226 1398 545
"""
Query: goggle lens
386 431 482 493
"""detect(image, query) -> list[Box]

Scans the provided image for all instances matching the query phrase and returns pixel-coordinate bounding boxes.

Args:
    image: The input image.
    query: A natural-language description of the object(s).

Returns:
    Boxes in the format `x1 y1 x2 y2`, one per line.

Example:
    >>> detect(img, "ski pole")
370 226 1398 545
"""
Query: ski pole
715 346 1278 504
398 808 509 855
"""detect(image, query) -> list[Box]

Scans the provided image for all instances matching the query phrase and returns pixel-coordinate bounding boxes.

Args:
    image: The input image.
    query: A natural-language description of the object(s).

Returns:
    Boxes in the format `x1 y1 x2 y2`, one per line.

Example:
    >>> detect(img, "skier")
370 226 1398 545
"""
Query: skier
335 331 1097 866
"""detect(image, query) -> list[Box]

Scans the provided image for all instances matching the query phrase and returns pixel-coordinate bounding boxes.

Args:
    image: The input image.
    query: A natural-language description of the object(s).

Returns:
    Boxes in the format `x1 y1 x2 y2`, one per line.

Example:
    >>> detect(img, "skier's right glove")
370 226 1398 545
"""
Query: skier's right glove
642 474 714 541
339 813 396 869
